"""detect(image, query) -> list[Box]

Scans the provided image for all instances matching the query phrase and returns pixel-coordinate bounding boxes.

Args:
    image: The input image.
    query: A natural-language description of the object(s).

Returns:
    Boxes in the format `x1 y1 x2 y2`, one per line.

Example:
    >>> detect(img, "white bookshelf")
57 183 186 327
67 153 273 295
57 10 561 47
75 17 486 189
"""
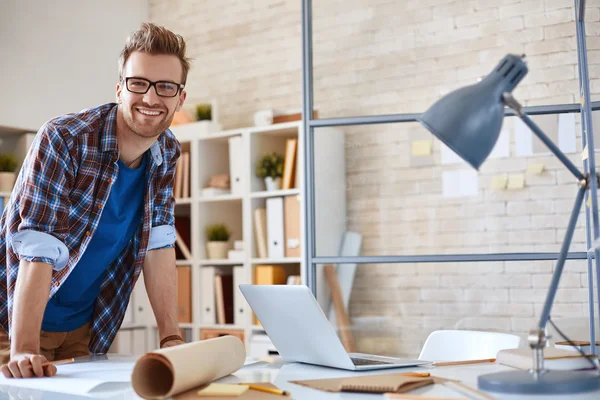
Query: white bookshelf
112 120 347 356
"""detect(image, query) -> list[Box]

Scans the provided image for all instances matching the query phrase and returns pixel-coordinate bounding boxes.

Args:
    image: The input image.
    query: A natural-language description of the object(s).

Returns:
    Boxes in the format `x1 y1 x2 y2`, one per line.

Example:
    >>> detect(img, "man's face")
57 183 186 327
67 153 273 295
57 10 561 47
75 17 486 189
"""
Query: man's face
116 51 186 139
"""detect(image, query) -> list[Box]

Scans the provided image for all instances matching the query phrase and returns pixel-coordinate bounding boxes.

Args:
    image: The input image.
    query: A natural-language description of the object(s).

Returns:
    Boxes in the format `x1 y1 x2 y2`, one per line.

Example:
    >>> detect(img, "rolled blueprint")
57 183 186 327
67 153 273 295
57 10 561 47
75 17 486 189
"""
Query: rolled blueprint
131 335 246 399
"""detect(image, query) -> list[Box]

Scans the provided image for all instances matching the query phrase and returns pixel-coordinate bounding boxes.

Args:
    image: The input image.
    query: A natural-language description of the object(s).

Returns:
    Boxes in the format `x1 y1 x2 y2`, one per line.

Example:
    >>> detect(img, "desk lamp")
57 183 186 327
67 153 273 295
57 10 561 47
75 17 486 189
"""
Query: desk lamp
418 54 600 394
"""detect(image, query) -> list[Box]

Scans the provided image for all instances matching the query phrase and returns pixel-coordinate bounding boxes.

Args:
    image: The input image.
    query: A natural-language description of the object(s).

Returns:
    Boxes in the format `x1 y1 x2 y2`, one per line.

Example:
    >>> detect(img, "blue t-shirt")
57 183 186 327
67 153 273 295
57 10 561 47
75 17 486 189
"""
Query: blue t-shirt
42 154 147 332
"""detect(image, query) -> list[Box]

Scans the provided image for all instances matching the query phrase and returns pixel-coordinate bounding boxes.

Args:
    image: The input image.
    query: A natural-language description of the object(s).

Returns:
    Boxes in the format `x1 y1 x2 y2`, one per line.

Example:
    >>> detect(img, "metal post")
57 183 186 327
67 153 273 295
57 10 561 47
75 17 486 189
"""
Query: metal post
574 0 600 355
301 0 317 295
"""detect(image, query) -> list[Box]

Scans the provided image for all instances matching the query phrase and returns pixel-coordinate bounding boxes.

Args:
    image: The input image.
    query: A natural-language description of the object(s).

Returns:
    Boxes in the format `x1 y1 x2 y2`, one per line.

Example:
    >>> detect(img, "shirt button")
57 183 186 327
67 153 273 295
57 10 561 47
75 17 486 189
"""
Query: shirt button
98 204 103 209
108 178 113 183
86 231 91 237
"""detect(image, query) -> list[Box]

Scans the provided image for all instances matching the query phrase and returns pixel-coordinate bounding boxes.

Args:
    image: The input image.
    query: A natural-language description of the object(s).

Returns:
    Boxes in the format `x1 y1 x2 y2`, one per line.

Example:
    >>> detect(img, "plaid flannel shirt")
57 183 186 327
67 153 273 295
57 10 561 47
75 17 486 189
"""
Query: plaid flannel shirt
0 103 180 353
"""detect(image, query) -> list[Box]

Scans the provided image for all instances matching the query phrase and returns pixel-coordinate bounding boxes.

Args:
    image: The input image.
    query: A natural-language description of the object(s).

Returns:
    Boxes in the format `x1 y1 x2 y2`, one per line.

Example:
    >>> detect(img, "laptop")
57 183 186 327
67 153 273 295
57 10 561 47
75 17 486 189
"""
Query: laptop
239 284 431 371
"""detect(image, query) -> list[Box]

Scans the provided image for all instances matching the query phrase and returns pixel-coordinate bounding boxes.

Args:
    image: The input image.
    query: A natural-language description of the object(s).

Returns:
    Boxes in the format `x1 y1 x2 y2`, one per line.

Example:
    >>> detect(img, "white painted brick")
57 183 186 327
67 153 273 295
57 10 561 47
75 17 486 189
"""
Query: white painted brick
454 317 512 331
398 302 442 316
507 200 554 216
532 273 583 288
463 289 510 302
505 261 553 274
421 289 463 301
535 302 584 317
510 288 549 302
510 317 538 333
455 8 499 27
525 37 578 55
544 0 575 10
509 229 556 244
524 8 575 28
544 22 576 39
444 274 531 288
500 0 544 18
482 302 535 317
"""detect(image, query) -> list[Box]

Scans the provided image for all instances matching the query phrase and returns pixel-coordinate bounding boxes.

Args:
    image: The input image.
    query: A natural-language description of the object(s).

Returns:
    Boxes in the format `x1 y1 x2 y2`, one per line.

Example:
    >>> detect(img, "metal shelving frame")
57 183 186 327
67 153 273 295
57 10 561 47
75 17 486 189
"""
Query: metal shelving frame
301 0 600 354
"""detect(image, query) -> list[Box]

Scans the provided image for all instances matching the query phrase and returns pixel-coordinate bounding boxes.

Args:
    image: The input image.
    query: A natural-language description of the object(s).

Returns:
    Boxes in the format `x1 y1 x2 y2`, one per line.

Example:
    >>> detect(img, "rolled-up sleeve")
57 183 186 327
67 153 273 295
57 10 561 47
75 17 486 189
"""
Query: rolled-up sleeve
13 122 73 270
11 230 69 271
147 224 176 251
148 131 180 252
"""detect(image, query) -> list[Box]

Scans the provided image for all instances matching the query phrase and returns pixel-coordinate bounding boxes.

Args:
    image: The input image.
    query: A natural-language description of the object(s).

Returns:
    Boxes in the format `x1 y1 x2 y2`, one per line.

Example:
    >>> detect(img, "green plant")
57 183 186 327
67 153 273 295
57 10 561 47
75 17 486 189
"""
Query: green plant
196 104 212 121
0 153 17 173
256 152 284 179
205 223 230 242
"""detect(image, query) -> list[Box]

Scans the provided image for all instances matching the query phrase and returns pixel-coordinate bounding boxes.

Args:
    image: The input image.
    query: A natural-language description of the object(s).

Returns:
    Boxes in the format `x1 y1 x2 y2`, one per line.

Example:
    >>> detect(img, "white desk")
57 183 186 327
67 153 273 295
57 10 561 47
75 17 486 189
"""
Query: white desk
0 355 599 399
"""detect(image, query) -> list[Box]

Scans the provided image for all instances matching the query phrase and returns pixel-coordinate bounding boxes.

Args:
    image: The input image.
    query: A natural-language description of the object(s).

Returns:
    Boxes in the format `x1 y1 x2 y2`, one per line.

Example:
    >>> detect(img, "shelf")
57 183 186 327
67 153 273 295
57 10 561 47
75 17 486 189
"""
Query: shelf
0 192 11 197
200 324 245 330
250 188 300 199
198 194 243 203
197 129 244 143
178 323 194 329
251 258 302 264
175 197 193 205
199 259 245 265
119 324 147 330
248 121 301 135
176 260 194 266
251 325 265 332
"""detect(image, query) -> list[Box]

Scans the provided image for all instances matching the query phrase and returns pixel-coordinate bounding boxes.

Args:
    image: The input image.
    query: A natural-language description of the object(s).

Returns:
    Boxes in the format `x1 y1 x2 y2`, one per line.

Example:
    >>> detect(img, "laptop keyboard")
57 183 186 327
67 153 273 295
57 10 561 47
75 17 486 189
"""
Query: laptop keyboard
350 357 393 366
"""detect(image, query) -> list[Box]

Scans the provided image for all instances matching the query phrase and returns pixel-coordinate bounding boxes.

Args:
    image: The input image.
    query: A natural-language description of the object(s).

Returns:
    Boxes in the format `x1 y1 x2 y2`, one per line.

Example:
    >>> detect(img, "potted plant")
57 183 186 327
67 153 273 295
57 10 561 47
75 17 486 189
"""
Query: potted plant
0 153 17 192
205 223 231 259
256 152 284 191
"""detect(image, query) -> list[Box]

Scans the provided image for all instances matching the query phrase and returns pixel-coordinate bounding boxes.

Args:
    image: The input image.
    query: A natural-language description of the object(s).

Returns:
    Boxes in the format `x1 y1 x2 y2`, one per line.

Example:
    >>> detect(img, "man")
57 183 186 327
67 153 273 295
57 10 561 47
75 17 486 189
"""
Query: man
0 22 191 378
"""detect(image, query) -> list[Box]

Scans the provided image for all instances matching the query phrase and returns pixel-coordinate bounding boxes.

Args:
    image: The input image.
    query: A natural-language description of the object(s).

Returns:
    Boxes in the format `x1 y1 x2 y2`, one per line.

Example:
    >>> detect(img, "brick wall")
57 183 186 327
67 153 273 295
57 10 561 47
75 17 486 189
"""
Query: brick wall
150 0 600 357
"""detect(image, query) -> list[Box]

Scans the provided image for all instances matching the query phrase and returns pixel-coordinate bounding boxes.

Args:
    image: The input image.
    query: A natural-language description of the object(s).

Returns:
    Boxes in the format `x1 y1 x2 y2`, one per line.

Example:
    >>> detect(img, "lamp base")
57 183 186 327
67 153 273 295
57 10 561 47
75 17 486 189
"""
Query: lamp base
478 370 600 394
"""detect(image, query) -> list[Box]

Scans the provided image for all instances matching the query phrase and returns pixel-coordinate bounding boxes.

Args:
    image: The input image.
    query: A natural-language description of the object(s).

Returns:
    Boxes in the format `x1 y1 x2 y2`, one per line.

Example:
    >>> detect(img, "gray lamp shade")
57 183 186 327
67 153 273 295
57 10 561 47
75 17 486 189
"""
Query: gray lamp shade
418 54 528 170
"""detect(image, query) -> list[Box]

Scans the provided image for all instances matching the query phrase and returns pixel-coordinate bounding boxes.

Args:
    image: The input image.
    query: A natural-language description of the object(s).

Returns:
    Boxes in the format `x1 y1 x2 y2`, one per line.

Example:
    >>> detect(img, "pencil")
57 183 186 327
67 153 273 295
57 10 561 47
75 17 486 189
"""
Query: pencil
401 372 431 377
241 383 290 396
433 358 495 367
25 358 75 368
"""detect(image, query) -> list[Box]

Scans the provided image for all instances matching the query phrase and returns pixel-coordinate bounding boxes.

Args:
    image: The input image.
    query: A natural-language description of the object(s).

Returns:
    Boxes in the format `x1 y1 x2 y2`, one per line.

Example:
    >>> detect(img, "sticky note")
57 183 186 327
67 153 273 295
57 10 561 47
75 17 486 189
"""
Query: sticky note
491 175 508 190
582 145 589 161
197 383 249 397
527 163 545 175
588 195 592 208
581 94 585 107
411 140 432 156
507 174 525 190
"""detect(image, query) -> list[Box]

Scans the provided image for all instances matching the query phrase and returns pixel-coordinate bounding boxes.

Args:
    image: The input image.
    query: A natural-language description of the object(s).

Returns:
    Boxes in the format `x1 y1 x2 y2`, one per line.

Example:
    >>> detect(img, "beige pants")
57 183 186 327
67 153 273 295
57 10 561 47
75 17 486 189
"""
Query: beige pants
0 322 91 364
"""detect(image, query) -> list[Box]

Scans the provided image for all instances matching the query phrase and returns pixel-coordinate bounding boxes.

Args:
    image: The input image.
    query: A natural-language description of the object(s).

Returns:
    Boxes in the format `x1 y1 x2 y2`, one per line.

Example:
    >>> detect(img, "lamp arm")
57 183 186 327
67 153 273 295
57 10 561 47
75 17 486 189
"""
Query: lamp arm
503 93 585 182
537 186 586 331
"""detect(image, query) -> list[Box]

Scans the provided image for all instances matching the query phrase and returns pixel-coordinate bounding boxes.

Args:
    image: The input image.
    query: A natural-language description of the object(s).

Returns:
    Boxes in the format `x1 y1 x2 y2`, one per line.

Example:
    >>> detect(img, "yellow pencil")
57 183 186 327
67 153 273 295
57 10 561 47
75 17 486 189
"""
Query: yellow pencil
241 383 290 396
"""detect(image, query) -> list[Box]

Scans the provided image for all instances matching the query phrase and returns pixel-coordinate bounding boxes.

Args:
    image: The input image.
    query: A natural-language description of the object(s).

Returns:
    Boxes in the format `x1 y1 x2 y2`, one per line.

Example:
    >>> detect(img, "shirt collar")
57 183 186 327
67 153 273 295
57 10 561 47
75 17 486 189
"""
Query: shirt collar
101 103 163 167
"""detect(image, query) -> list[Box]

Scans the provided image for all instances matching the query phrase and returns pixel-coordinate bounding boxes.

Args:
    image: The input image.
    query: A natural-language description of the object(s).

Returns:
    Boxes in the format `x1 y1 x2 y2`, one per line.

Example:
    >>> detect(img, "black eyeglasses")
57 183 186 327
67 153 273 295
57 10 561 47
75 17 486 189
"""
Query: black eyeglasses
124 77 184 98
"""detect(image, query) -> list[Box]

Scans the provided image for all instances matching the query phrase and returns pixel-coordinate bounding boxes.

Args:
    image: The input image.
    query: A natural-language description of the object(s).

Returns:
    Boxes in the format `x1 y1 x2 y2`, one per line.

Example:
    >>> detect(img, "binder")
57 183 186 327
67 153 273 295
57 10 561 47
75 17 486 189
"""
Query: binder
214 274 225 324
233 265 246 325
181 151 190 198
201 267 216 324
284 195 301 257
228 136 243 195
266 197 284 259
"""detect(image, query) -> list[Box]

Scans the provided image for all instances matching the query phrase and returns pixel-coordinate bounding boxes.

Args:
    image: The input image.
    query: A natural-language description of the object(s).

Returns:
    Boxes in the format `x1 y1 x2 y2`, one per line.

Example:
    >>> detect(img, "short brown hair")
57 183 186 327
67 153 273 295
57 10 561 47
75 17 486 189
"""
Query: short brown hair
118 22 192 84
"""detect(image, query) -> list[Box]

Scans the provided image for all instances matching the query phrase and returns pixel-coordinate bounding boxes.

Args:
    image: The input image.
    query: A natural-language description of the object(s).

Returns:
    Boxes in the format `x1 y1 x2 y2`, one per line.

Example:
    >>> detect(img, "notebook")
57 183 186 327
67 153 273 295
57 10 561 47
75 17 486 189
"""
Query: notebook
496 347 597 370
174 383 283 399
289 373 435 394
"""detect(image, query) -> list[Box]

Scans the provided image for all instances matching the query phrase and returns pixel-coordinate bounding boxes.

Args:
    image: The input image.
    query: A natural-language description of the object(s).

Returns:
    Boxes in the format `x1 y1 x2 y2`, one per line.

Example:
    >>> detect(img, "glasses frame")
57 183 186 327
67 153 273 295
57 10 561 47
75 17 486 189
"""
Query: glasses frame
124 77 185 98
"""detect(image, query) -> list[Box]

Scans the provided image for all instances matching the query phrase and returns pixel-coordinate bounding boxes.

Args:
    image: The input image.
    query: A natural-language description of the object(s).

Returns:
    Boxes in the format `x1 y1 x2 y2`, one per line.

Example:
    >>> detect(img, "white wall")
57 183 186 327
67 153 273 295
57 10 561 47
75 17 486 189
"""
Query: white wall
0 0 148 131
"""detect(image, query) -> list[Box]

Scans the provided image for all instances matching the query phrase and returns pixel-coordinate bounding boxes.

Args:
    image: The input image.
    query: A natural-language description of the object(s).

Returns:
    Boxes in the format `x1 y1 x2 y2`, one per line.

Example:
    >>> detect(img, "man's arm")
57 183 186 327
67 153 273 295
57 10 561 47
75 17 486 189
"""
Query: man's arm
143 247 183 347
0 261 57 378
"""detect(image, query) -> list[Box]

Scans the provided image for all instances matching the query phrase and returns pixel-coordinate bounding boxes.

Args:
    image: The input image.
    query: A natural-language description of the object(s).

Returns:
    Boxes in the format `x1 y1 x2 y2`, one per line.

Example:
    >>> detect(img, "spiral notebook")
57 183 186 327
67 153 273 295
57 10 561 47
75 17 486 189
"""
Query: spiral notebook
289 374 435 394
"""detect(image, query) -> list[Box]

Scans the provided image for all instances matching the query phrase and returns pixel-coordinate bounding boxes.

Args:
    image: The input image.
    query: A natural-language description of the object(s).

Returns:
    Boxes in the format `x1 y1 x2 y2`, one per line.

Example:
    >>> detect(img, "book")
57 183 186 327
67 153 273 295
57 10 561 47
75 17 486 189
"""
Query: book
289 373 434 394
282 138 297 190
284 195 301 257
253 208 268 258
496 347 597 370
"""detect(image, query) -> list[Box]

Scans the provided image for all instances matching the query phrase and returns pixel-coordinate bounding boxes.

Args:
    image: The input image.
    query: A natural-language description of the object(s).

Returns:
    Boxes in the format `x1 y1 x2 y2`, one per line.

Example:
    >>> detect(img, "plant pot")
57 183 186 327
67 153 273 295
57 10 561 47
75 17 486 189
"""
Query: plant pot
0 172 16 192
206 241 229 260
264 177 281 191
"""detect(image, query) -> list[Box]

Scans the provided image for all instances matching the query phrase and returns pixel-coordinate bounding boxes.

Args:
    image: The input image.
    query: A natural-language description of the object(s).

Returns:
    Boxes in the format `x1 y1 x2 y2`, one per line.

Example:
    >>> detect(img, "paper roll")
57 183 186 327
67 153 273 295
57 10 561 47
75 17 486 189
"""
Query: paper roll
131 335 246 400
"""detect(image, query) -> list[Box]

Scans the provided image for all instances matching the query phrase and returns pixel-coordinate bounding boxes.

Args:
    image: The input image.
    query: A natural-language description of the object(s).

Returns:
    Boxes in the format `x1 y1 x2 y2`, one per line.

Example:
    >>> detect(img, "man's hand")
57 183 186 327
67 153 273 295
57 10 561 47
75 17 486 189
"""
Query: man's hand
0 353 57 378
160 339 185 349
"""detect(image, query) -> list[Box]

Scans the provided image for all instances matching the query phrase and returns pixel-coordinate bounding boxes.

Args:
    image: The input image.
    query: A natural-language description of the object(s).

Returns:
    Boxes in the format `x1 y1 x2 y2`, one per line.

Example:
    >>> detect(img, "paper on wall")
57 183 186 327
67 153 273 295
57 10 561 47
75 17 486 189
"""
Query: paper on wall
507 174 525 190
442 170 479 198
514 117 533 157
558 113 576 154
411 140 432 156
491 175 508 190
526 164 545 175
489 128 510 159
440 143 468 166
